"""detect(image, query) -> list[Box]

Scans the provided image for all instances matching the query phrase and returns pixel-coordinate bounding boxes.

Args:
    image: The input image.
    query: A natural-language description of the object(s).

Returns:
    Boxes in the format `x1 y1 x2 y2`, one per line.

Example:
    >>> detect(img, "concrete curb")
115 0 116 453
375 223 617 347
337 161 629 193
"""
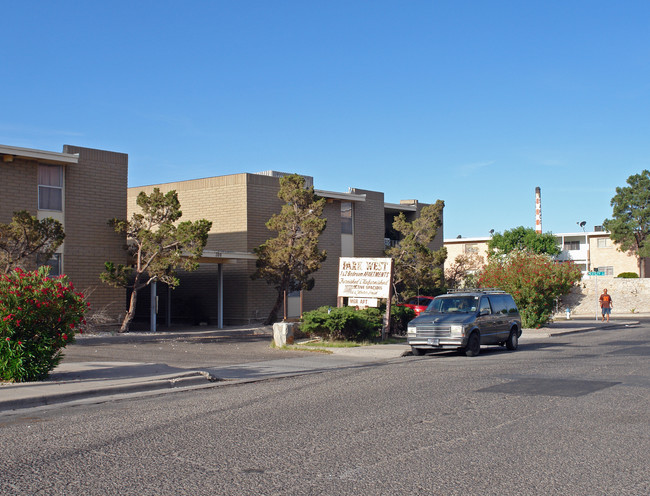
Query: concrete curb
522 320 640 338
0 371 218 412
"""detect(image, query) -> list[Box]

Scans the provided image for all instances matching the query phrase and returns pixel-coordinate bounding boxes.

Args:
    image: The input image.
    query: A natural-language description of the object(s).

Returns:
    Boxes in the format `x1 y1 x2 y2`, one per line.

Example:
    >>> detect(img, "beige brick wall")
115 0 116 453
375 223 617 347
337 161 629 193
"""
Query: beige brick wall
63 145 128 321
0 158 38 222
244 174 284 322
127 173 290 325
128 173 250 251
1 147 127 322
445 239 489 267
128 174 253 325
303 199 342 312
589 236 639 275
350 189 386 257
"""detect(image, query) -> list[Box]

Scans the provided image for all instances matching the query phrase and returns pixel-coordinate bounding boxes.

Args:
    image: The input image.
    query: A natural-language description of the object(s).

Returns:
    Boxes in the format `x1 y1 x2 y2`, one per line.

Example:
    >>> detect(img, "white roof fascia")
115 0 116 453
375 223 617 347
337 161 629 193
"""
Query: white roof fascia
444 236 491 243
200 250 257 260
560 231 609 237
315 190 366 202
0 145 79 164
384 202 417 212
444 231 612 244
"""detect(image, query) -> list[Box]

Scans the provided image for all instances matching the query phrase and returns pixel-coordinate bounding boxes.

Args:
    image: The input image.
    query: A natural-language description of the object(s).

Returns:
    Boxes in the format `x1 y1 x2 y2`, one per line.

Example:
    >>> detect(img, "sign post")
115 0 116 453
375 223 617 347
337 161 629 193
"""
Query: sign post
587 271 605 321
338 257 393 340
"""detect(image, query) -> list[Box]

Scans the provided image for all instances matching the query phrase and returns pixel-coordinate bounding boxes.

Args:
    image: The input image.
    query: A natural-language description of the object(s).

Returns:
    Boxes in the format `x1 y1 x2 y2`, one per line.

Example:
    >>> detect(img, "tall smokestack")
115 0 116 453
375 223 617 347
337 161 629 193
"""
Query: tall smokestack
535 186 542 234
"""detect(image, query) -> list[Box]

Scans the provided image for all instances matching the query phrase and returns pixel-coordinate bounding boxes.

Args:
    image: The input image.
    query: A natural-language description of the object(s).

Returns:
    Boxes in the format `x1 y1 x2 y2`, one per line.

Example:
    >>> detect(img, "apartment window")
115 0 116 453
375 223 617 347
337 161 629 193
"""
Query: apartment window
595 266 614 276
465 244 479 254
38 165 63 211
341 202 353 234
597 238 608 248
37 253 62 277
564 240 580 251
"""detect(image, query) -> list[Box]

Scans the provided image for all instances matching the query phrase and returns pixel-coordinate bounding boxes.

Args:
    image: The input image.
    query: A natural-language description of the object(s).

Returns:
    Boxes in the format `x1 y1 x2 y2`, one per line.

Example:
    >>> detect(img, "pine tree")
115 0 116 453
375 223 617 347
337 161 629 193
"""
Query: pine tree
252 174 327 324
386 200 447 299
0 211 65 273
101 188 212 332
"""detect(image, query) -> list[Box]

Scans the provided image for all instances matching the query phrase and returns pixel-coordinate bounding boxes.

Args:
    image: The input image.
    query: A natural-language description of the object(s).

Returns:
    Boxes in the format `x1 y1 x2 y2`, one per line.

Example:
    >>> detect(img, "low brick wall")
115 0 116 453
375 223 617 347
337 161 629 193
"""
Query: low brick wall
560 278 650 315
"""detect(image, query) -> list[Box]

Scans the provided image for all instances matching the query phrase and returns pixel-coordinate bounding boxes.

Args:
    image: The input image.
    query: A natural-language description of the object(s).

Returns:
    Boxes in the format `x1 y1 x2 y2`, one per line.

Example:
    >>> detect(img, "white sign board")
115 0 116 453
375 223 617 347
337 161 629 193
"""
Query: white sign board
349 297 379 307
338 257 393 299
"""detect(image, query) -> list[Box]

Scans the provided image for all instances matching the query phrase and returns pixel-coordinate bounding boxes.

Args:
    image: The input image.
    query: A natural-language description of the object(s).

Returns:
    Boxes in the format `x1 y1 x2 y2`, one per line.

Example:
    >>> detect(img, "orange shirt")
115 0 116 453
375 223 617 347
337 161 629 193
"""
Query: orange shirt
599 294 612 308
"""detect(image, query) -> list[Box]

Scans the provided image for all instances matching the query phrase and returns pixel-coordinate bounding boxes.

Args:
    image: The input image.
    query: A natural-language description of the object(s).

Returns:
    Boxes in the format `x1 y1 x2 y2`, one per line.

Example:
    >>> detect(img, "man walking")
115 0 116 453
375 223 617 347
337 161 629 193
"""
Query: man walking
599 288 613 322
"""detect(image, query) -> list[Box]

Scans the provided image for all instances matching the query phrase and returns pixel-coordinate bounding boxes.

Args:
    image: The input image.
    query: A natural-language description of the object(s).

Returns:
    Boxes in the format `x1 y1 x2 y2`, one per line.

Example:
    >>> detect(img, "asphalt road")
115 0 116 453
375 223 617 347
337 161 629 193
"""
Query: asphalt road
1 322 648 495
59 327 316 368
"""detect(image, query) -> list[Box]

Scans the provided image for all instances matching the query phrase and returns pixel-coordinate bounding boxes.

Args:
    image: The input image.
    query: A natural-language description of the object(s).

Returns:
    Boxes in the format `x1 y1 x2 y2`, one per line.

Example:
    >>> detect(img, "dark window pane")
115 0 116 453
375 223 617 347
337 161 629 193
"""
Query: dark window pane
39 186 63 210
341 202 353 234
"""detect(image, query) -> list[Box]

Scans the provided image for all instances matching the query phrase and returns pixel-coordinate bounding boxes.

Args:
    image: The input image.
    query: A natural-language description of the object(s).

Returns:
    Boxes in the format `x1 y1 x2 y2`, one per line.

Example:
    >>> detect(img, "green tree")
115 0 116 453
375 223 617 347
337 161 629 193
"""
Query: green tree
386 200 447 299
0 211 65 274
101 188 212 332
479 251 582 328
603 170 650 277
252 174 327 325
488 226 560 257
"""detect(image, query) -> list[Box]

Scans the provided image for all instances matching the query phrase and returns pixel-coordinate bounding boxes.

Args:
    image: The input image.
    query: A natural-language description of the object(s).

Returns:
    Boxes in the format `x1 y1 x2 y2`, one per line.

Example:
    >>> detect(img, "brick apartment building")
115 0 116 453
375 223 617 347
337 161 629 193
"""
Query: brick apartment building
129 172 442 326
445 229 648 277
0 144 128 321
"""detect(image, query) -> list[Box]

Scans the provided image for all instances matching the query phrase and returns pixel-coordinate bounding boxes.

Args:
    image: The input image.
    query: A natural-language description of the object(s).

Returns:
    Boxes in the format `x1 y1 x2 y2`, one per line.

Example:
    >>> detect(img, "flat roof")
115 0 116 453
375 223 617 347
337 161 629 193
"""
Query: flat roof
315 189 366 202
384 202 417 212
0 144 79 165
195 250 257 264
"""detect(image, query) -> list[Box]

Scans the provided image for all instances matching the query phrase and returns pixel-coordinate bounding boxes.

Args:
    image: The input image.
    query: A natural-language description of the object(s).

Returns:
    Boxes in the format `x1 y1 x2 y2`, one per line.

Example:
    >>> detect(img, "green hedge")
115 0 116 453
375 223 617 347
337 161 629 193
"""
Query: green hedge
616 272 639 278
300 305 414 341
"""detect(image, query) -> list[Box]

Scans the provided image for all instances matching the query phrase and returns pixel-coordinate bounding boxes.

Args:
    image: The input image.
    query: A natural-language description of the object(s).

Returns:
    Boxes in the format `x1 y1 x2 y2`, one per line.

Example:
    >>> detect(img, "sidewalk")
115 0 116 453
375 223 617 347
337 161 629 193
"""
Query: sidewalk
0 318 640 413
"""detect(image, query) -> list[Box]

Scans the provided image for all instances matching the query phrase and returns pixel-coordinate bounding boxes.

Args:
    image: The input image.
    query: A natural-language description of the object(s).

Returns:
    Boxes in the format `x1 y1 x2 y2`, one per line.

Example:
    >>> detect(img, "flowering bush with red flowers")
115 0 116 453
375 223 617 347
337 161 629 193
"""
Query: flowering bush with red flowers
0 266 87 382
478 250 582 329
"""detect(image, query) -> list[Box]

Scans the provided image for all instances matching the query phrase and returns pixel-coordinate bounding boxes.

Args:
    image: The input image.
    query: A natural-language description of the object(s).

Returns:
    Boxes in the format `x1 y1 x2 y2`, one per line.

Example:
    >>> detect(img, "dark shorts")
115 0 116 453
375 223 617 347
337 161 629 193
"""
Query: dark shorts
602 307 611 315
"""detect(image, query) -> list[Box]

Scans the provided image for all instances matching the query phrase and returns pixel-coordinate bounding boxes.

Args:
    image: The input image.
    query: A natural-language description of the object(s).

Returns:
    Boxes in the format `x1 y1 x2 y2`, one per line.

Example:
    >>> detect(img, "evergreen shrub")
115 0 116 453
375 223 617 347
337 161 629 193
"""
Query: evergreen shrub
300 304 416 340
300 306 382 341
616 272 639 278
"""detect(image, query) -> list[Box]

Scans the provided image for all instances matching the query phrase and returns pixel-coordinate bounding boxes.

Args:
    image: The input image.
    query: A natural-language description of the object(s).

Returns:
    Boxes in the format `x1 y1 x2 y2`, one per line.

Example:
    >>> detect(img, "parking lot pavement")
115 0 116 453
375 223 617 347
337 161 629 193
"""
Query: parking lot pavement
0 318 640 413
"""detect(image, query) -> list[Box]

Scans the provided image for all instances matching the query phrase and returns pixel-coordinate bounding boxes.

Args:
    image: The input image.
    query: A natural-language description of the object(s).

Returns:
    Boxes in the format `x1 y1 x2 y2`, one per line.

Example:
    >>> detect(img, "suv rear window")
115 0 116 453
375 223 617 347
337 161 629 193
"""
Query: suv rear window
488 295 505 314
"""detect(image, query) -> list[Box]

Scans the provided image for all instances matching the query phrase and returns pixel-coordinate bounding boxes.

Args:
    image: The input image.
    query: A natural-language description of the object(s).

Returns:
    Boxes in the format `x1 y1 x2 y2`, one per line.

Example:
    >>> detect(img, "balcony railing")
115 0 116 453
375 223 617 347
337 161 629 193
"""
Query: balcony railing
556 247 588 262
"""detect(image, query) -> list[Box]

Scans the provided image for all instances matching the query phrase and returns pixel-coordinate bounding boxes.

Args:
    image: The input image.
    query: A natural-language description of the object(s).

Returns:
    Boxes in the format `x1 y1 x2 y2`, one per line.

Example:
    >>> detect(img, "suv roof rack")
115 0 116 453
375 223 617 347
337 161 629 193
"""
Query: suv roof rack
446 288 506 294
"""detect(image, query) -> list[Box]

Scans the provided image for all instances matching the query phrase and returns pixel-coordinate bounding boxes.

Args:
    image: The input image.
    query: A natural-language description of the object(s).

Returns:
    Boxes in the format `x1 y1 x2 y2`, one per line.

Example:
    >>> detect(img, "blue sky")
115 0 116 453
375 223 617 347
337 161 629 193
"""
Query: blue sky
3 1 649 239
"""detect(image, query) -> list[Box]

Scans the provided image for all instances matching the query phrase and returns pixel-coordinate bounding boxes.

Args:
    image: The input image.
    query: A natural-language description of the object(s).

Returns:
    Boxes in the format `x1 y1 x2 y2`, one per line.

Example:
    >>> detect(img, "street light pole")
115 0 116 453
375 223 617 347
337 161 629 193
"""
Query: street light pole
577 221 588 273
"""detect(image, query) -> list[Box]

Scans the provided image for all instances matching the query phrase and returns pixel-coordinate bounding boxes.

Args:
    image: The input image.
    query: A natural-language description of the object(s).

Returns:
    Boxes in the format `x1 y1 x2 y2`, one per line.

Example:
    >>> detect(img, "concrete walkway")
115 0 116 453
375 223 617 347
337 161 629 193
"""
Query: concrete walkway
0 317 641 413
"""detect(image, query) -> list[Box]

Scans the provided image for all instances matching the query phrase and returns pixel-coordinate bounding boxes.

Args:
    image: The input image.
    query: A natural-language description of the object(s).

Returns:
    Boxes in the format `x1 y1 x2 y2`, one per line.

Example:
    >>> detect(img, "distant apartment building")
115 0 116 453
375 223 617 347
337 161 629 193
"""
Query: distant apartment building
445 228 647 277
128 172 442 325
0 144 128 320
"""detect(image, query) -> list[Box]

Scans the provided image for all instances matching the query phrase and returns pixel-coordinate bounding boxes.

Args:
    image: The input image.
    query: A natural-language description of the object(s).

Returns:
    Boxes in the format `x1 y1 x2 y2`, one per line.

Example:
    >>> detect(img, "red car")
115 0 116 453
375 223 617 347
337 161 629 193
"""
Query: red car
398 296 435 316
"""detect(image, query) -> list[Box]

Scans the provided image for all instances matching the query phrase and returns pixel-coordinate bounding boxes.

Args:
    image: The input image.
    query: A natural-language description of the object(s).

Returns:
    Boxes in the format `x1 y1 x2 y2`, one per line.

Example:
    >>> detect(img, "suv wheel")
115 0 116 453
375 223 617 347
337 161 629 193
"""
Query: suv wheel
464 332 481 357
411 347 427 356
506 329 519 350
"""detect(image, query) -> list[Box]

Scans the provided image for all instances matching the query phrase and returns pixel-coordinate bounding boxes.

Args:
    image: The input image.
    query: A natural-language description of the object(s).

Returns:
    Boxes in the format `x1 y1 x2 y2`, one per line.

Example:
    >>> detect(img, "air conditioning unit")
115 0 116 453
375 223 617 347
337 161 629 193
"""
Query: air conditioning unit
594 225 603 232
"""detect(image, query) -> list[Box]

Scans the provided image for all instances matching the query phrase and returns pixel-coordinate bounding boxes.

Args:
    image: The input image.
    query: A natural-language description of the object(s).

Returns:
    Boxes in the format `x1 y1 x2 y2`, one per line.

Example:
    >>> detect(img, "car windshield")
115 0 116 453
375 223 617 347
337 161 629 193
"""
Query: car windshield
426 296 479 314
